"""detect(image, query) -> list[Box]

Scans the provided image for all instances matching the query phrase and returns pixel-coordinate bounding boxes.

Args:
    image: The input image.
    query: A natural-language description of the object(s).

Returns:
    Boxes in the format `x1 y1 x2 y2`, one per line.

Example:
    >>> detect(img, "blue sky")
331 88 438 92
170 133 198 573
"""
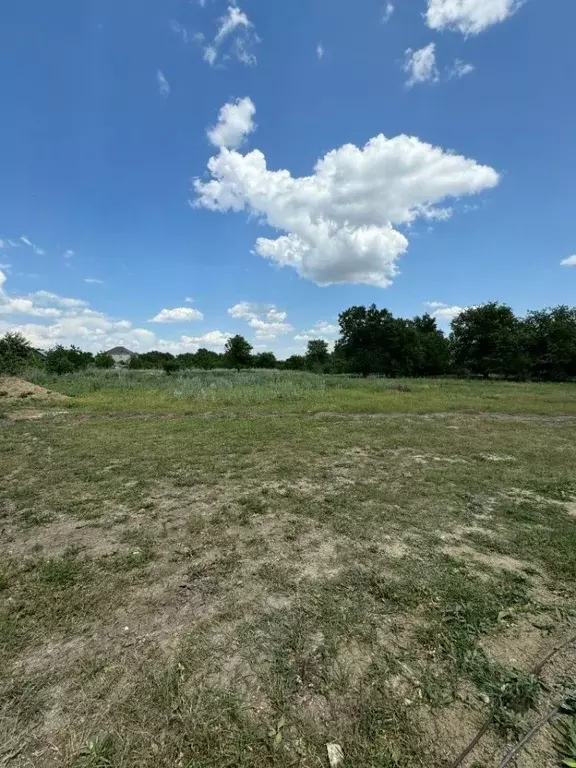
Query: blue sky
1 0 575 356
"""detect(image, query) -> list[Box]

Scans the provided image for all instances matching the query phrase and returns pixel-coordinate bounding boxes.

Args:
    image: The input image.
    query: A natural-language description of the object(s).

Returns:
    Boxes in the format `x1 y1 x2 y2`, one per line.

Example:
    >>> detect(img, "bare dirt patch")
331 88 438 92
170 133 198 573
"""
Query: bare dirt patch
442 543 533 575
505 487 576 519
5 408 68 421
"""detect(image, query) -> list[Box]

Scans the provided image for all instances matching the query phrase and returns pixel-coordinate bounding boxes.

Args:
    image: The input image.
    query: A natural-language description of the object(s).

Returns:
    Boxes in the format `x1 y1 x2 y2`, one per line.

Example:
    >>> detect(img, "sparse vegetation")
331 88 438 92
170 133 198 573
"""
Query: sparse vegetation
0 368 575 767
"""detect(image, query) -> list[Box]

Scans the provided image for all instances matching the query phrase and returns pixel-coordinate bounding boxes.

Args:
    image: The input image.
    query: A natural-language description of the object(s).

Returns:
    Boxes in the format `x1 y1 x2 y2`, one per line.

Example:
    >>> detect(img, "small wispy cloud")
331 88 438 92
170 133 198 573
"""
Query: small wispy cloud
169 19 189 44
63 250 75 259
201 4 259 68
214 5 250 45
203 46 217 65
20 235 45 255
403 43 439 87
84 277 104 284
184 297 194 303
404 46 475 86
448 59 475 79
561 255 576 267
0 240 5 249
316 42 325 60
157 70 171 97
7 239 21 248
0 263 12 270
382 2 395 23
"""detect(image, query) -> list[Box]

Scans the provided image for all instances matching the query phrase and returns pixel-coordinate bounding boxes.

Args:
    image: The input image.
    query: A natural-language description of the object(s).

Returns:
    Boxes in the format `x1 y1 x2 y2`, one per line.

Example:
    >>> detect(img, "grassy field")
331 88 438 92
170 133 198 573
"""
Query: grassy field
1 372 576 767
22 367 576 414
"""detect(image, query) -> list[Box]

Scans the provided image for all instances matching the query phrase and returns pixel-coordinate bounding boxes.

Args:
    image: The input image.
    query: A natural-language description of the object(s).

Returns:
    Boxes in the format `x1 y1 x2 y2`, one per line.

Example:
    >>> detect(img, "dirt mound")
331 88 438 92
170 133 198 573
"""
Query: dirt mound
0 377 70 404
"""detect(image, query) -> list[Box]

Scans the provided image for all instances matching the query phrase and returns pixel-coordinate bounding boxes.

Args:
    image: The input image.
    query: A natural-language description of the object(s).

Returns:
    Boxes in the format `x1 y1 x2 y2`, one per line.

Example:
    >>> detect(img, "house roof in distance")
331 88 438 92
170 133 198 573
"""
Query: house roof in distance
105 346 135 356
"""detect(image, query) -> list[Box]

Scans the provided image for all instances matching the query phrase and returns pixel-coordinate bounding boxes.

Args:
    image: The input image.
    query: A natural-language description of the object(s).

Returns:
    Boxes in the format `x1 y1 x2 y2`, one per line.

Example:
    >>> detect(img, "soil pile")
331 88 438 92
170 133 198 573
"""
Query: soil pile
0 377 70 404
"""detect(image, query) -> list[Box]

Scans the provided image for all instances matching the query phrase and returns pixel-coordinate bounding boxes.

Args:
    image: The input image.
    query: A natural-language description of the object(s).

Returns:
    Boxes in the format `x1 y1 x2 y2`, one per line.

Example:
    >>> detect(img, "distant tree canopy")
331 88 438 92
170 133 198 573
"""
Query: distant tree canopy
283 354 307 371
225 335 253 371
3 300 576 381
522 306 576 382
194 348 223 370
94 352 114 369
129 351 174 370
451 302 524 379
45 345 93 375
305 339 330 371
253 351 277 369
335 305 450 377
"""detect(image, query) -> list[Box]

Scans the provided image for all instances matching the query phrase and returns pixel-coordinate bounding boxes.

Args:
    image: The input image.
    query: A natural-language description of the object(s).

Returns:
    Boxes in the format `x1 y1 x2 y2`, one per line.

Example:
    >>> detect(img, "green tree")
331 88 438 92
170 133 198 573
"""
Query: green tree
225 335 252 371
45 345 75 375
253 351 277 369
137 351 174 369
411 314 451 376
283 354 307 371
337 305 419 377
195 348 222 370
0 332 33 375
176 353 198 369
163 359 180 376
451 303 525 379
94 352 114 369
45 345 92 374
522 306 576 381
305 339 330 371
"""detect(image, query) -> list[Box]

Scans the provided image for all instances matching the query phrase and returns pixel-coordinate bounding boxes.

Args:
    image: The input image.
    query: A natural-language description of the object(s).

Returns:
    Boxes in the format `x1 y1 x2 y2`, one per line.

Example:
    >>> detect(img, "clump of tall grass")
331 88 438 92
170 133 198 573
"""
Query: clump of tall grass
24 367 330 404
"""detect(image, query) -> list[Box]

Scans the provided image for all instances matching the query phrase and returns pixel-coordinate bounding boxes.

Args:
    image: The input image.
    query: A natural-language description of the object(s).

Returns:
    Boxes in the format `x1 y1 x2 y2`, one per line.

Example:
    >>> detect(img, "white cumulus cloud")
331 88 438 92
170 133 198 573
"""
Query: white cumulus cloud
227 301 293 339
404 43 439 87
0 269 212 353
561 255 576 267
207 97 256 149
32 290 87 309
156 330 231 354
426 0 523 35
294 321 339 342
150 307 204 323
194 100 500 288
426 301 467 320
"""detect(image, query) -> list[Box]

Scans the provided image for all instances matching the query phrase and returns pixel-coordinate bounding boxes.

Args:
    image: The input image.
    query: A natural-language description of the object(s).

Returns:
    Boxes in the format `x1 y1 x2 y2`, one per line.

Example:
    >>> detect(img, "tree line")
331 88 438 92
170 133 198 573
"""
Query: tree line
2 302 576 381
334 302 576 380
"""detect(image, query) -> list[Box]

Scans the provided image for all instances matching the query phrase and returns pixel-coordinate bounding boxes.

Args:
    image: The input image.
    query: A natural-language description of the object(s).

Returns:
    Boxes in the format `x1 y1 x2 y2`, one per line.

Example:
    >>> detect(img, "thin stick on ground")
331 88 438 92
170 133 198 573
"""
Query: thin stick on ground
448 635 576 768
497 689 576 768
